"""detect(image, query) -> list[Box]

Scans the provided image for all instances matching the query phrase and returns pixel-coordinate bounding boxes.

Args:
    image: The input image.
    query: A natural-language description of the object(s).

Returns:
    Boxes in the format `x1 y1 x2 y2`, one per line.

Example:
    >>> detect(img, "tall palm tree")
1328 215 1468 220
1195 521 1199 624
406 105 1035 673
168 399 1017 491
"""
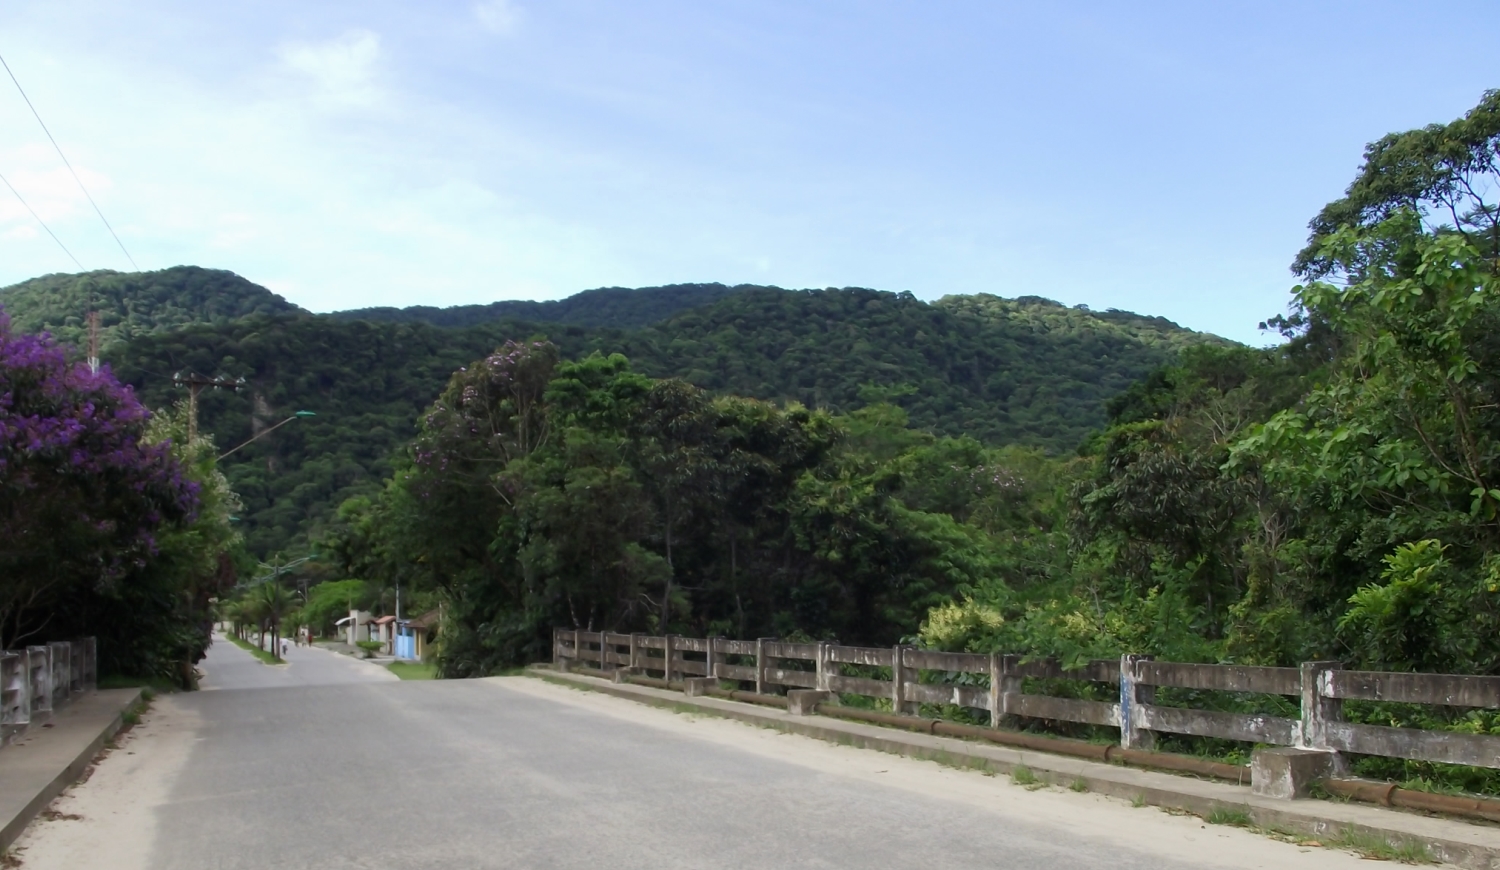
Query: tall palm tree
218 598 251 641
252 581 297 659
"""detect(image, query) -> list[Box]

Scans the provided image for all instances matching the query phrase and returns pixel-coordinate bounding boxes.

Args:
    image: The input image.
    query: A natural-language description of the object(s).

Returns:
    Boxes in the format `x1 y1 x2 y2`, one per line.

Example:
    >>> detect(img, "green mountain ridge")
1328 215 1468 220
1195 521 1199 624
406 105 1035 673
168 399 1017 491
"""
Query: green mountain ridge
328 282 746 328
0 266 307 348
3 265 1230 557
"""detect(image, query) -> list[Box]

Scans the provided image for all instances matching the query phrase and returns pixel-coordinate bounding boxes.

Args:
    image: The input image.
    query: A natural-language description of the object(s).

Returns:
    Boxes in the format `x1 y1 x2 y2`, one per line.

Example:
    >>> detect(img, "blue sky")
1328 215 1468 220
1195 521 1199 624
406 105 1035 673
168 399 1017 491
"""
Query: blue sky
1 1 1496 344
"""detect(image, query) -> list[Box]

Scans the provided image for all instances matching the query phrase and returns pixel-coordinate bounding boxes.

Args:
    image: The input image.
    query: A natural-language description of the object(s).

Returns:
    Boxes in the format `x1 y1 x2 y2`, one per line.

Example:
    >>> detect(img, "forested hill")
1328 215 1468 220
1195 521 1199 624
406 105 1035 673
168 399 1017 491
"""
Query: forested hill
100 284 1224 556
0 266 306 348
604 288 1219 445
328 282 745 328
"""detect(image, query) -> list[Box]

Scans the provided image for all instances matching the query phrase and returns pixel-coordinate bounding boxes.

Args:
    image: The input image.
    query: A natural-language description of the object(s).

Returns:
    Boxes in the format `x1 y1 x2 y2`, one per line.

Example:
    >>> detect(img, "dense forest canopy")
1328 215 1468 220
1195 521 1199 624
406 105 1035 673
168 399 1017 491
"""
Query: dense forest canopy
328 282 746 329
0 266 307 349
90 286 1215 557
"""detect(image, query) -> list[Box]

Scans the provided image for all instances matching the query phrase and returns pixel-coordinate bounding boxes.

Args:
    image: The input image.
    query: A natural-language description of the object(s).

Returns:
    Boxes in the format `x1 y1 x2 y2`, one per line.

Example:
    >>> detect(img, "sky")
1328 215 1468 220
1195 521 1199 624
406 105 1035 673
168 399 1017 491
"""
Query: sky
1 2 1496 344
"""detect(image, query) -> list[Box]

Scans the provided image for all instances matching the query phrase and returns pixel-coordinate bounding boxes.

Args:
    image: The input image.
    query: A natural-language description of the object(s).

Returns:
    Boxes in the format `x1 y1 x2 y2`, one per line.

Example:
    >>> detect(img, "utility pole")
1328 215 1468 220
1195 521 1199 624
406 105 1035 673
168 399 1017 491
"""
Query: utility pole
173 372 245 442
86 311 100 374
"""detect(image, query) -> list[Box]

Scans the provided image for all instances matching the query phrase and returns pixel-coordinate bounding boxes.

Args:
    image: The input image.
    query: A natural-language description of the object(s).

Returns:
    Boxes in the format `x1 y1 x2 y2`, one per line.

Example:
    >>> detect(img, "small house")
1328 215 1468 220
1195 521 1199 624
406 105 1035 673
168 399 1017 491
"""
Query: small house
336 610 374 646
395 609 440 661
372 615 398 654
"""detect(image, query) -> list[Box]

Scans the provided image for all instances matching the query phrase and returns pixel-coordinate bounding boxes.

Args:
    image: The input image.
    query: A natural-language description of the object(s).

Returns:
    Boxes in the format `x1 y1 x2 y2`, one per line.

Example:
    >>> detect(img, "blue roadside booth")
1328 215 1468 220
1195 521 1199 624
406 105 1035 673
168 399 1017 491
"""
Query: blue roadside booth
394 621 417 661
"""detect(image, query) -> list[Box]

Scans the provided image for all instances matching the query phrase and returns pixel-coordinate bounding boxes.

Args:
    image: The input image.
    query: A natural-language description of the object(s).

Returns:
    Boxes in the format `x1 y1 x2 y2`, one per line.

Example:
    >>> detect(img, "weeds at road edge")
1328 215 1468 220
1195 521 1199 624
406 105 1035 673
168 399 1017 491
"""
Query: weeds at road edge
1204 807 1252 827
387 662 437 680
225 633 281 665
1327 828 1435 864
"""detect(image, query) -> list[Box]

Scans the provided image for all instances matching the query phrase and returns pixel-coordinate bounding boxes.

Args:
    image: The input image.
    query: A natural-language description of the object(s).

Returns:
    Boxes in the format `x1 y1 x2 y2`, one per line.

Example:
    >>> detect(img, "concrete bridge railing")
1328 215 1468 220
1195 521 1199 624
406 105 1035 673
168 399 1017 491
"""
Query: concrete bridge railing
553 629 1500 800
0 638 97 746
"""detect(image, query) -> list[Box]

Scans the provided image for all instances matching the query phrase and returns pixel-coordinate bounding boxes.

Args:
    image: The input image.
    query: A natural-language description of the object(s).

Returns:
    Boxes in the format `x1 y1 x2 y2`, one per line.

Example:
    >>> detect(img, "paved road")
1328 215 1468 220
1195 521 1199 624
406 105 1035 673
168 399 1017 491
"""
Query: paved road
198 633 398 690
10 640 1381 870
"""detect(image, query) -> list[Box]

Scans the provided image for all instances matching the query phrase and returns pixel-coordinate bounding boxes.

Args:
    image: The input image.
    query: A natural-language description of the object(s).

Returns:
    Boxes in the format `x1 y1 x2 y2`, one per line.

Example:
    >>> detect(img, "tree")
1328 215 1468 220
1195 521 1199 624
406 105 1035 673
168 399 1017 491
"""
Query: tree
1234 216 1500 673
0 310 198 660
1294 89 1500 282
249 581 297 658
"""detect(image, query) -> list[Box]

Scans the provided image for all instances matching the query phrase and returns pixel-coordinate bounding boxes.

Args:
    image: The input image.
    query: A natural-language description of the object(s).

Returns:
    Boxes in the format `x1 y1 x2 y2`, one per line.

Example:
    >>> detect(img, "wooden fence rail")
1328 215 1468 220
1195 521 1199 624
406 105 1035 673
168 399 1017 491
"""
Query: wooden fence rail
553 629 1500 771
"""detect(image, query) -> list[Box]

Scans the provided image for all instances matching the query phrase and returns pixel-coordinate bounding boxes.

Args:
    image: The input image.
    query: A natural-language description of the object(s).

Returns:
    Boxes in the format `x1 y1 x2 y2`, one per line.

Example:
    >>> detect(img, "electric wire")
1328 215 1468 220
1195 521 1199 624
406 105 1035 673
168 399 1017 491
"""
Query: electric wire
0 50 137 270
0 168 84 270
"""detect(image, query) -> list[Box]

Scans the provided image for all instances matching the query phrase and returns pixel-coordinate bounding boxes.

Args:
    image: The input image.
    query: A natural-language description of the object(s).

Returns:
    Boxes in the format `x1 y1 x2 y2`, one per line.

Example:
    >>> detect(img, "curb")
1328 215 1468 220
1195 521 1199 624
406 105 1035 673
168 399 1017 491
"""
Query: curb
528 668 1500 869
0 687 143 854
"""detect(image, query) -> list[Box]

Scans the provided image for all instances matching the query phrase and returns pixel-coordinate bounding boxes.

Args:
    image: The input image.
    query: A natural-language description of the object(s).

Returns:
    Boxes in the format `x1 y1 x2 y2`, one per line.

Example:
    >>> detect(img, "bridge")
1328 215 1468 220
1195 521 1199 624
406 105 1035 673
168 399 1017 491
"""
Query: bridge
2 633 1497 868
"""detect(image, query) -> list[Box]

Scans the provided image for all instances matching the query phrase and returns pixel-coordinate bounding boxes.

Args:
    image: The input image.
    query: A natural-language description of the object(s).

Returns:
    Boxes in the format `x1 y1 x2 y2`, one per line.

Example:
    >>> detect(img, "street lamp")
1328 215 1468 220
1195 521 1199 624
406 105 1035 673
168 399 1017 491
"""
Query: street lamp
217 411 316 461
253 554 316 586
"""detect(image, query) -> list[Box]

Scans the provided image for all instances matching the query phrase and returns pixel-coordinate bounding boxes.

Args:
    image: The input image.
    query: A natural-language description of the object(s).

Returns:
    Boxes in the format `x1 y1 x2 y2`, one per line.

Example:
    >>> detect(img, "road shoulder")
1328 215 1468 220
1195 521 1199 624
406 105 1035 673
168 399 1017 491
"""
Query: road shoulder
520 669 1500 869
0 688 143 855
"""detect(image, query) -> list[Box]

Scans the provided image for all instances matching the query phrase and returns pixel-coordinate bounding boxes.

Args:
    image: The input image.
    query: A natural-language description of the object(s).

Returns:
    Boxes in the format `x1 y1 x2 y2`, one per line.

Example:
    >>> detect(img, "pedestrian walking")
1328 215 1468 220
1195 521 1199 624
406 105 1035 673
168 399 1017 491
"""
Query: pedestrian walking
280 637 289 658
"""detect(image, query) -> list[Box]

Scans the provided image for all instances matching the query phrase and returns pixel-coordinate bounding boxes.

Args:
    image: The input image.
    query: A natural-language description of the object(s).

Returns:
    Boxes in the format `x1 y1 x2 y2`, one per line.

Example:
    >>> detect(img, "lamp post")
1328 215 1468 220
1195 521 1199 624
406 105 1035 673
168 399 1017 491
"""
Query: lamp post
217 411 316 461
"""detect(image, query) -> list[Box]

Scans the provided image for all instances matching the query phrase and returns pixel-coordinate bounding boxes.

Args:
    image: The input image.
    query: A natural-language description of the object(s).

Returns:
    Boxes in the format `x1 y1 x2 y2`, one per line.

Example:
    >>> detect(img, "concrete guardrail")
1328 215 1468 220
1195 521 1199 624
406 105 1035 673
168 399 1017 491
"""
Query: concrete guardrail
0 638 98 746
553 628 1500 801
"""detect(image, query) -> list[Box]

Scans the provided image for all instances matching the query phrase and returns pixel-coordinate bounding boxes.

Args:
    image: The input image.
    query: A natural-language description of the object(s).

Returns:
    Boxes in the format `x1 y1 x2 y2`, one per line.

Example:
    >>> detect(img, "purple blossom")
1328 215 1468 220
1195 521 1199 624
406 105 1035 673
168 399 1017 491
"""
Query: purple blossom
0 308 198 584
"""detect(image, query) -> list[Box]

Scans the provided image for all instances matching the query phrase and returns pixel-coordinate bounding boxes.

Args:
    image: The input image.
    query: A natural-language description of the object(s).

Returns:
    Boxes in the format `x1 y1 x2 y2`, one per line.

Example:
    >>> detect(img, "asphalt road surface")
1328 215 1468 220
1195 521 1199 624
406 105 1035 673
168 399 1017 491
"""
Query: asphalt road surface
198 633 399 690
10 639 1388 870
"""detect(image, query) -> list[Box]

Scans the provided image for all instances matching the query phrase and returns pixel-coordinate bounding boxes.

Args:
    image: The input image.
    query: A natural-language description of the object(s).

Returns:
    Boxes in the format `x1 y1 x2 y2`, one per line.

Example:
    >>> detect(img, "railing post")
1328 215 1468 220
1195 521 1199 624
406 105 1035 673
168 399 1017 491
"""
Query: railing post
26 646 51 722
1119 654 1154 751
49 642 70 708
663 635 676 683
815 642 830 692
709 637 724 680
629 633 641 672
755 637 770 694
1300 661 1345 754
553 628 562 669
1 652 25 743
988 653 1022 728
892 645 916 716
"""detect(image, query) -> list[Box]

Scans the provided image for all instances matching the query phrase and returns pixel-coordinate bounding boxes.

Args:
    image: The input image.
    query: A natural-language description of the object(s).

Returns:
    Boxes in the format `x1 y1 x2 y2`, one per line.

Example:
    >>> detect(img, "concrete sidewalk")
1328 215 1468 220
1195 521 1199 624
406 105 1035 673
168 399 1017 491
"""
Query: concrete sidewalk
0 688 143 853
533 668 1500 870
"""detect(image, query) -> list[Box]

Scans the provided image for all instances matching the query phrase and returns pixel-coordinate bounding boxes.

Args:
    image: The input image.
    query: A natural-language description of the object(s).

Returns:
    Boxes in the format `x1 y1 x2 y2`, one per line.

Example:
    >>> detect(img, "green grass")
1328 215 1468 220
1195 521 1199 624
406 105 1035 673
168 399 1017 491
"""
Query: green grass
121 698 147 728
387 662 437 680
1010 765 1038 786
97 674 178 694
1131 794 1148 808
1204 807 1252 827
225 633 281 665
1070 777 1089 793
1328 828 1434 863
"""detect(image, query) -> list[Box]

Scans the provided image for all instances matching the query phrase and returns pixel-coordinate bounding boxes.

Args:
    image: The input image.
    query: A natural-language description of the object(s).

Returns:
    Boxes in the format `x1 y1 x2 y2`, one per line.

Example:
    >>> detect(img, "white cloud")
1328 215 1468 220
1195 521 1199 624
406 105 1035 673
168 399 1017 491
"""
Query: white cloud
0 145 112 227
275 30 383 107
473 0 521 35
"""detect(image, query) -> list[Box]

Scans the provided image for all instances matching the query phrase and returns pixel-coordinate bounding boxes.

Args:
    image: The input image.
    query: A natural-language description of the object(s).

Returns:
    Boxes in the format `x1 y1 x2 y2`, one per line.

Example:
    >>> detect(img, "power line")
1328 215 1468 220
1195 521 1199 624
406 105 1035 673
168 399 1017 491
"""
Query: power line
0 50 137 270
0 168 83 270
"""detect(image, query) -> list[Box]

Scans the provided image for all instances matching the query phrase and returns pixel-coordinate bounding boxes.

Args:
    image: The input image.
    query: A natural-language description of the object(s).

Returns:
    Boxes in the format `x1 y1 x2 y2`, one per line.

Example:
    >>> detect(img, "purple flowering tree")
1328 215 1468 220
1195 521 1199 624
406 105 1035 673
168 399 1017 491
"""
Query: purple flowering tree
0 310 198 648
